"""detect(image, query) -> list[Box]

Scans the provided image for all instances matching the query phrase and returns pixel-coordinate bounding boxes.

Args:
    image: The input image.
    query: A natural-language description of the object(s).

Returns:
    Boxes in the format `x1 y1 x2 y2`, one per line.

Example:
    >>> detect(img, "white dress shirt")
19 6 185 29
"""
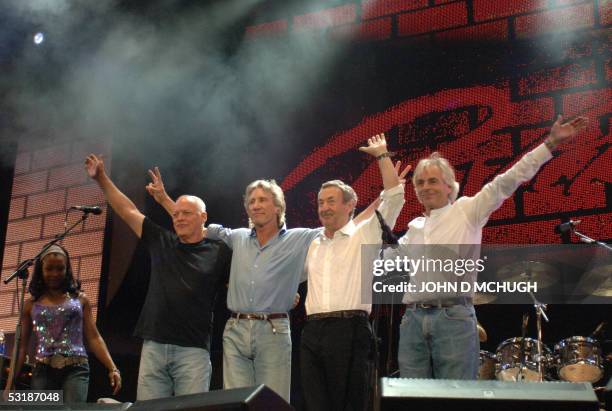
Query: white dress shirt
305 184 405 315
399 143 553 303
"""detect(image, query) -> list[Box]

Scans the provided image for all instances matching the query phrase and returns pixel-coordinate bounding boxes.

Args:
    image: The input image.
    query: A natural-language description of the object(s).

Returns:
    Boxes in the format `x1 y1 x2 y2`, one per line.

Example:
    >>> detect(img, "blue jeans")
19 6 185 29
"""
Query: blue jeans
137 339 212 400
223 317 291 402
31 362 89 403
398 304 479 379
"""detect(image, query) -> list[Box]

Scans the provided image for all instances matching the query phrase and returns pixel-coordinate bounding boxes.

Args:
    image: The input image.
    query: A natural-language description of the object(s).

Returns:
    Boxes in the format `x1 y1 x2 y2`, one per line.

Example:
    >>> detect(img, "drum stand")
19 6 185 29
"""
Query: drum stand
517 313 529 381
528 290 549 381
517 262 549 382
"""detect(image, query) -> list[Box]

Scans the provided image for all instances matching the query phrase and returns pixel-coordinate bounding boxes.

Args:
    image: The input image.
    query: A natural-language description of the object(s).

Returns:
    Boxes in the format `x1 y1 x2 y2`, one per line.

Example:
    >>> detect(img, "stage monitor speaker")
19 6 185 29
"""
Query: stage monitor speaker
0 404 129 410
380 378 599 411
128 385 293 411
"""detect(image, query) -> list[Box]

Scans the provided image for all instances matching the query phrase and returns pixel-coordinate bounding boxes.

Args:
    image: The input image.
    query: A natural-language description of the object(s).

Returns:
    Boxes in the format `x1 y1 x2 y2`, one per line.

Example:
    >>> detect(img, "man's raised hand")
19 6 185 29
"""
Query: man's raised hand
359 133 389 158
395 160 412 185
84 154 105 180
146 166 169 203
548 115 588 148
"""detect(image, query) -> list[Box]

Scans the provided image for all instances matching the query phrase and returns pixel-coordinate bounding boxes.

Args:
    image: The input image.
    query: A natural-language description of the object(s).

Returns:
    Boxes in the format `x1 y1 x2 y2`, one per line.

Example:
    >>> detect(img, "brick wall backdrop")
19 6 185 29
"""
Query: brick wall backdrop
0 138 110 332
246 0 610 43
246 0 611 244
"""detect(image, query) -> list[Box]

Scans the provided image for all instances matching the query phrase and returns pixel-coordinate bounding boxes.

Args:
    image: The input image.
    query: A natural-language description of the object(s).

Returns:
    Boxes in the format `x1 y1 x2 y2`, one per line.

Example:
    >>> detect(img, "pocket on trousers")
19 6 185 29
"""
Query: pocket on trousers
225 318 237 330
442 305 474 321
400 310 414 327
269 319 290 334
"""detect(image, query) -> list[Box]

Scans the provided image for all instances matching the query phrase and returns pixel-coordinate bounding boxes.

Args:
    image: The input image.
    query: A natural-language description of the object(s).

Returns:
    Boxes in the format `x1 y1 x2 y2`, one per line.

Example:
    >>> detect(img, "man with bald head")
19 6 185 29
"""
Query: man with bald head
85 155 231 400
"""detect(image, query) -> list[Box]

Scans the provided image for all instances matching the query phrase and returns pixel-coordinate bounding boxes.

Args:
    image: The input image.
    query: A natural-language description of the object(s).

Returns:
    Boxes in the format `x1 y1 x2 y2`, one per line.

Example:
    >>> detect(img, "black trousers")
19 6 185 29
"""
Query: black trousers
300 316 373 411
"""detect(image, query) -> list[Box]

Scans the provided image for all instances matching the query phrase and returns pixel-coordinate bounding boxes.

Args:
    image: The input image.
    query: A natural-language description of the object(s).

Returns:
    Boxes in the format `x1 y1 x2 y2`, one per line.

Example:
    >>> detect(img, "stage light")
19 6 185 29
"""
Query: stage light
33 32 45 45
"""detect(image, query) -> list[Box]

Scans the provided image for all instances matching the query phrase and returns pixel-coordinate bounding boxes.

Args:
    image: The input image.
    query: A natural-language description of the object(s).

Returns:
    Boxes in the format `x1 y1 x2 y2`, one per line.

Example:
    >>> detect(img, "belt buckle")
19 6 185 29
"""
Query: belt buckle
50 354 65 369
244 313 266 320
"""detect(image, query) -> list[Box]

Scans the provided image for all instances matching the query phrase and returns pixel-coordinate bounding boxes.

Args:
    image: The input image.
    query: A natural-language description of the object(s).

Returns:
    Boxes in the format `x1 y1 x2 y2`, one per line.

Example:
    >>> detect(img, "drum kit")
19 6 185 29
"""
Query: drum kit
478 319 607 384
475 259 610 384
478 334 606 383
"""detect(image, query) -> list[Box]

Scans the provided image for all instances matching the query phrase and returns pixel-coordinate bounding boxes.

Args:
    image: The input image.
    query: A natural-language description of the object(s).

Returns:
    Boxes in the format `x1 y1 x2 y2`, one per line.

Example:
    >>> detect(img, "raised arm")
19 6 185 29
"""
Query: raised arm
146 166 176 216
359 133 400 190
464 115 588 227
85 154 144 238
357 135 407 241
354 160 411 225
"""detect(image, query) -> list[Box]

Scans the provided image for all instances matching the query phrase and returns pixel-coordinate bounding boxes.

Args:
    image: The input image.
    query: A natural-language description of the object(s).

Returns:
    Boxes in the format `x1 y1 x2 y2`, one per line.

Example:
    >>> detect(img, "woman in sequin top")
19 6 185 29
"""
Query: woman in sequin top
4 244 121 403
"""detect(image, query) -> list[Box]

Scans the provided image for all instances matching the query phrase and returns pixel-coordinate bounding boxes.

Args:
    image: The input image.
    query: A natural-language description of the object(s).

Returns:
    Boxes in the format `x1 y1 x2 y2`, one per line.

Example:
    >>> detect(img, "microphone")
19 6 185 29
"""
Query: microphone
70 205 103 215
375 210 398 245
555 219 581 234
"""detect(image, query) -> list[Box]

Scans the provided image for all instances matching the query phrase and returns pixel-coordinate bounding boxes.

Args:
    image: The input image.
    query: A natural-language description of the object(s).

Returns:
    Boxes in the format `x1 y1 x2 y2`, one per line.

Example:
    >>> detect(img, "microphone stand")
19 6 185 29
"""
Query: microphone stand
569 227 612 252
371 247 383 411
3 212 89 391
371 211 398 411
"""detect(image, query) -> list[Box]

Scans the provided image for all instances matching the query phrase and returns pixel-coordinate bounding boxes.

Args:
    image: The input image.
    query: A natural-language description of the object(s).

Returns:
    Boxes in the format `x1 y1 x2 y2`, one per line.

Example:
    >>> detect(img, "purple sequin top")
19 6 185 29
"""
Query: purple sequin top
31 297 87 361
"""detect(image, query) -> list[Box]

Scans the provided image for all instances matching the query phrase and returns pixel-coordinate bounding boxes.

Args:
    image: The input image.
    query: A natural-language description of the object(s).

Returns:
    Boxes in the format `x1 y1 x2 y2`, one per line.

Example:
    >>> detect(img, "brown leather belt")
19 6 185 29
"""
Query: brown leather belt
307 310 368 321
230 312 288 320
230 312 288 334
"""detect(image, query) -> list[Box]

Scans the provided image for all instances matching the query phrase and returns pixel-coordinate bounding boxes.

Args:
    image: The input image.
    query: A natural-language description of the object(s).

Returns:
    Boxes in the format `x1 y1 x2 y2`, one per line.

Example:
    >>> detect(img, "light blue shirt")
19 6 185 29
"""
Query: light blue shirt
207 224 322 313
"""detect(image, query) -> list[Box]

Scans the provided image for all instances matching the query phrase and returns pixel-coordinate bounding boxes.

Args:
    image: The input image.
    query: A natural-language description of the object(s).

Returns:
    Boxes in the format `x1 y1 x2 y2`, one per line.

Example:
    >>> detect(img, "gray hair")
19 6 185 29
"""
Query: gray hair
244 179 286 228
412 152 460 202
319 180 358 218
176 195 206 213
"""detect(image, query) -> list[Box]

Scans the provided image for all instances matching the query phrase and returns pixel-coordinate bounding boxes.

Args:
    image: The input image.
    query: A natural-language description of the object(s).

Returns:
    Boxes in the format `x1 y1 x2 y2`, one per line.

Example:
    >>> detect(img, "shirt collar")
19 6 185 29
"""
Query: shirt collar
249 224 287 238
320 219 356 240
425 202 452 217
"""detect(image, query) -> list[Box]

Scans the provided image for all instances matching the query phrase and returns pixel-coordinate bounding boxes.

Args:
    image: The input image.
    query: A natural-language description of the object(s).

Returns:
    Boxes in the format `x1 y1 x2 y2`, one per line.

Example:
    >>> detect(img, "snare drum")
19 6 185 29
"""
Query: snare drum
478 350 497 380
555 336 603 383
495 337 551 381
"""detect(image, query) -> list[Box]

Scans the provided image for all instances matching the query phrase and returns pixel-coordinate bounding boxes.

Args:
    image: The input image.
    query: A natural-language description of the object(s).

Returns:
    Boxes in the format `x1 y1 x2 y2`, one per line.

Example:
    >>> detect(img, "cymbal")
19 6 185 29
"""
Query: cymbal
592 277 612 297
474 292 497 305
577 264 612 297
477 321 487 342
497 261 559 288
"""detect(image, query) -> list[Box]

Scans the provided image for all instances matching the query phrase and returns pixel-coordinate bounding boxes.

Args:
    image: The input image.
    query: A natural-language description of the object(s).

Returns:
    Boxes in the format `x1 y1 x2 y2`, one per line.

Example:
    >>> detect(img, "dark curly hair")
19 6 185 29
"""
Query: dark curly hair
29 244 81 301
